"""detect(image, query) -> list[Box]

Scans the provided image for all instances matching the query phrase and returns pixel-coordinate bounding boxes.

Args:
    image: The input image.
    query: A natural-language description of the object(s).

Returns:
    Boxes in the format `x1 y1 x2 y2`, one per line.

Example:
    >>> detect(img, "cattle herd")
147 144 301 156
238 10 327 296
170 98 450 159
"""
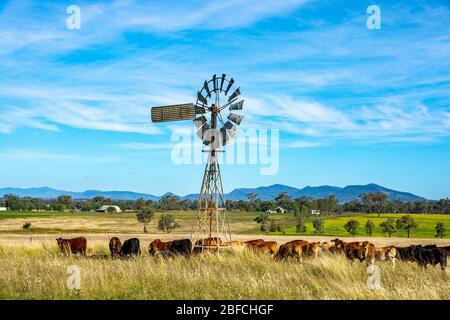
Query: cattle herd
55 236 449 272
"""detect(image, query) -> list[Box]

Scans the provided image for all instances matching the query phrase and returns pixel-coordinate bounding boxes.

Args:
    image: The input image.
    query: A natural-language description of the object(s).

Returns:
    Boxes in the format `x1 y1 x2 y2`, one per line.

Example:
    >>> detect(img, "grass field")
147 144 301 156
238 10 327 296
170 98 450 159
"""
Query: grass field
0 211 448 239
0 210 294 235
0 244 448 300
278 213 450 238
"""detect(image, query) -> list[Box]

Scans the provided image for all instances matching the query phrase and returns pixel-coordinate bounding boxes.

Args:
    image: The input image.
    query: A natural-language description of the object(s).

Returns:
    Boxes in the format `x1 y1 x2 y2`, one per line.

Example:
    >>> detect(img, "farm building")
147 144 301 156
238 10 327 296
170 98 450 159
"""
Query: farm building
267 207 286 214
0 207 7 211
97 205 121 213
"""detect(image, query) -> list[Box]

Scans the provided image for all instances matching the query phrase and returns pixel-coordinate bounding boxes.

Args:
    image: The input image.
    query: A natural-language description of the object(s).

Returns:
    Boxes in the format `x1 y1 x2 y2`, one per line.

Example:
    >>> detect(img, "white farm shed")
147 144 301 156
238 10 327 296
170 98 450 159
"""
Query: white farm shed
98 205 122 213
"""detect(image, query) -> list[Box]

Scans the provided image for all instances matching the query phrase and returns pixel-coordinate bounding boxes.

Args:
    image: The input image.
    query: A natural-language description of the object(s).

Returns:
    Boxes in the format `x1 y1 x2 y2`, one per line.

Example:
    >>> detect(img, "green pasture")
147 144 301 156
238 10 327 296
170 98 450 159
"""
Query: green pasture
277 213 449 238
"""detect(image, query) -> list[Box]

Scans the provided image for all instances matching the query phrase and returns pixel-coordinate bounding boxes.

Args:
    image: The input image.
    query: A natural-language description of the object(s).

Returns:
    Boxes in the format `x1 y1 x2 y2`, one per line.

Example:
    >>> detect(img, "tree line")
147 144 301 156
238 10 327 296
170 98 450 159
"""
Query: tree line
1 191 449 214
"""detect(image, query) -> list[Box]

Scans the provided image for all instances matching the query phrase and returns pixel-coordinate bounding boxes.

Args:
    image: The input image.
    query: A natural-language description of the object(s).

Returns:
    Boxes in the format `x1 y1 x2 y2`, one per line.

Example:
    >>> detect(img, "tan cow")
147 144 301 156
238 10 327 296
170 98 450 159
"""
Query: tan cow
367 245 397 267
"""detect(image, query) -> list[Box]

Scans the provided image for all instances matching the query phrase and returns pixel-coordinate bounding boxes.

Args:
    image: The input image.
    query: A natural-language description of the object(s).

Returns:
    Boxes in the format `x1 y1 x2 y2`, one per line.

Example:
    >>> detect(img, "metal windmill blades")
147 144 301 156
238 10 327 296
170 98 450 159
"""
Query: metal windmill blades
151 103 196 123
203 80 211 97
224 78 234 96
229 100 243 110
228 87 240 102
194 115 207 128
197 91 208 106
212 74 218 92
227 113 244 125
219 74 226 92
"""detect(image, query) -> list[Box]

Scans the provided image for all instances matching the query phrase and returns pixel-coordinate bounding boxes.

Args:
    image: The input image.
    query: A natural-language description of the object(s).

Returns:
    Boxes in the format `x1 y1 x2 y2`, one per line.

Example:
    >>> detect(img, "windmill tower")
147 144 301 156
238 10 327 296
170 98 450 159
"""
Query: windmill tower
151 74 244 252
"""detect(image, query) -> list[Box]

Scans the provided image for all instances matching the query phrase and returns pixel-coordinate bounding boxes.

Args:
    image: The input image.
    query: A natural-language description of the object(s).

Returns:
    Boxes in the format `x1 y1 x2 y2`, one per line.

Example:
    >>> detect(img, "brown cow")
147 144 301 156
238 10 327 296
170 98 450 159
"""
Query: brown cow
320 241 330 252
56 237 87 256
192 237 222 253
255 241 278 257
366 245 397 267
149 239 173 256
275 240 309 262
345 241 372 263
331 238 347 254
223 240 246 253
109 237 122 257
303 242 320 258
245 239 277 257
244 239 265 246
196 237 222 246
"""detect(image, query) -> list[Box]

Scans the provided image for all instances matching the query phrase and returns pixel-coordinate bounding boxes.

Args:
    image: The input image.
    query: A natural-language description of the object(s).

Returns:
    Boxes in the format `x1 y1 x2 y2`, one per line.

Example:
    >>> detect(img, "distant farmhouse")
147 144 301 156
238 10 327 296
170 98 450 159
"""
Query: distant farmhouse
97 205 121 213
267 207 286 214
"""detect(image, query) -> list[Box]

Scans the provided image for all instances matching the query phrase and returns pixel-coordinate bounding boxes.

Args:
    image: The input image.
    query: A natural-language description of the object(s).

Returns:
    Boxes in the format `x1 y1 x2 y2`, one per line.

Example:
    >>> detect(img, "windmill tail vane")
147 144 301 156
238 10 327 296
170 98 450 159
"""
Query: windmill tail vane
150 74 244 252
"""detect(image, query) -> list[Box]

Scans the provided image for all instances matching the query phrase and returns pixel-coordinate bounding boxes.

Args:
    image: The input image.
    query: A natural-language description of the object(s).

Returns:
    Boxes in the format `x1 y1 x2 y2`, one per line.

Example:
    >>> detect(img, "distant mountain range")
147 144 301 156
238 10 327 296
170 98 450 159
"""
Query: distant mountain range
0 183 426 203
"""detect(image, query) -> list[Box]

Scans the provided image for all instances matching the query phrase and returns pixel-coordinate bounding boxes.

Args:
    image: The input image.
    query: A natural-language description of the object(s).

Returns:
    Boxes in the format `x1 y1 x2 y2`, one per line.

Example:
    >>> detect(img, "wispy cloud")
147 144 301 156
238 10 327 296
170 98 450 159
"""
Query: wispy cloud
0 149 121 163
0 0 449 147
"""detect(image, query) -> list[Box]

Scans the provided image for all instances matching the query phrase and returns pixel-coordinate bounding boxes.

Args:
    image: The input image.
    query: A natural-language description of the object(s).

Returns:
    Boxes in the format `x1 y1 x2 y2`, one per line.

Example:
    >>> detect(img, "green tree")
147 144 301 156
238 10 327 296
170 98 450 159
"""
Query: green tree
254 212 269 232
396 215 418 238
269 219 281 232
159 194 180 211
4 194 22 210
380 218 396 237
344 220 359 237
435 222 447 239
365 220 375 237
136 197 146 210
361 192 388 217
325 195 338 213
157 214 180 233
312 217 323 234
296 214 307 234
136 207 154 233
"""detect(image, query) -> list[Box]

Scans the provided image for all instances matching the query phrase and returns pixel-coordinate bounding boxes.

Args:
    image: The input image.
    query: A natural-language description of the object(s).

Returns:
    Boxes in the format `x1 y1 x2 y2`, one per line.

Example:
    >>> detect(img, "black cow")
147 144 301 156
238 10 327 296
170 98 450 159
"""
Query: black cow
419 244 437 249
396 246 416 262
411 245 447 271
169 239 192 256
120 238 141 257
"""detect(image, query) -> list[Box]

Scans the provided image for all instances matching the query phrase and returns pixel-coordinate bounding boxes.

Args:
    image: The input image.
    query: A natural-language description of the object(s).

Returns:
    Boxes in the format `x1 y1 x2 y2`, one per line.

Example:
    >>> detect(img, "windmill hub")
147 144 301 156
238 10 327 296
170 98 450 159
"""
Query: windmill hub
150 74 244 252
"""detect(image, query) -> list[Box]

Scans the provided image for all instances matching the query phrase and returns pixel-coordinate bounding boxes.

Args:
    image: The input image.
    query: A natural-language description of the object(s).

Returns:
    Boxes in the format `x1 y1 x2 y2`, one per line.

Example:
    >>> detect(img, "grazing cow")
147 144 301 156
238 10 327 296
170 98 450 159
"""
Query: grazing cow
223 240 246 253
245 239 277 256
275 240 309 262
320 241 330 252
331 238 347 254
109 237 122 257
169 239 192 256
192 237 222 253
410 245 447 271
305 242 321 258
345 241 372 263
120 238 141 257
396 246 416 263
195 237 222 247
367 245 397 267
56 237 87 256
245 239 265 245
253 241 278 257
149 239 172 256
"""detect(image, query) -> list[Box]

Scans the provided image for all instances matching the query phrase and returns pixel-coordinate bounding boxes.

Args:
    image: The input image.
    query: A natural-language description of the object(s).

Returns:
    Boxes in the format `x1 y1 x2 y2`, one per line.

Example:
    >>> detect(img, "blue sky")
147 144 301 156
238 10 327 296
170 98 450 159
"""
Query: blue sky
0 0 449 199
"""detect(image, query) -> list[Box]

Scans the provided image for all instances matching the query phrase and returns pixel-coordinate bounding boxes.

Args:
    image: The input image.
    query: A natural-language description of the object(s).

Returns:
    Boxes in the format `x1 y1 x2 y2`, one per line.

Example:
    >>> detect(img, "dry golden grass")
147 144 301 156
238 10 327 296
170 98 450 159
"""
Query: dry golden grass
0 241 448 300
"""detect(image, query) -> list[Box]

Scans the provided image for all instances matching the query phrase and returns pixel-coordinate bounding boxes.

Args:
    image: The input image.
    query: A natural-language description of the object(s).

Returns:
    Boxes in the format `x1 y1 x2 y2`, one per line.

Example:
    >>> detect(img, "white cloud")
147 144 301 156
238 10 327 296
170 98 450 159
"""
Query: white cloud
0 149 121 163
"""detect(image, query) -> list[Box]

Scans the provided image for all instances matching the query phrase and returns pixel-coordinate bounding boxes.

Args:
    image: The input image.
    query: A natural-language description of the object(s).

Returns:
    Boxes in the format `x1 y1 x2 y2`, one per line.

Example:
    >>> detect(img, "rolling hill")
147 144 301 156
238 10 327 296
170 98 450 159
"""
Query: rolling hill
0 183 426 203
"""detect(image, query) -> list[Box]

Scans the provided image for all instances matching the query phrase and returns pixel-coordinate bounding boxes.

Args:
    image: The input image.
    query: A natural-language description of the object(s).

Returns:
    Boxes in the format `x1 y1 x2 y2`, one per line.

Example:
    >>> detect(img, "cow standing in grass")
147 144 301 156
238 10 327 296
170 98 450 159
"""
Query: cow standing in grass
109 237 122 258
149 239 173 256
120 238 141 257
56 237 87 256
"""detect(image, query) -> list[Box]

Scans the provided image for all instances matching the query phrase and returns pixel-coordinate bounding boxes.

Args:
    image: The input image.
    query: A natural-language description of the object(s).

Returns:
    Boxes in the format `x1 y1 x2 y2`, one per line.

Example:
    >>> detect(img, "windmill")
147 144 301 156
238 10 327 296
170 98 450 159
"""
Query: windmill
151 74 244 252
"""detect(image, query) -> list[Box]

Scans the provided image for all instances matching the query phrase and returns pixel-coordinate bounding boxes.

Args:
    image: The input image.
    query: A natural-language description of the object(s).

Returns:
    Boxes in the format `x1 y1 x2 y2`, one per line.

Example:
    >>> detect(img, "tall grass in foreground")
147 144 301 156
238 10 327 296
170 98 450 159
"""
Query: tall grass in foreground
0 246 448 300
